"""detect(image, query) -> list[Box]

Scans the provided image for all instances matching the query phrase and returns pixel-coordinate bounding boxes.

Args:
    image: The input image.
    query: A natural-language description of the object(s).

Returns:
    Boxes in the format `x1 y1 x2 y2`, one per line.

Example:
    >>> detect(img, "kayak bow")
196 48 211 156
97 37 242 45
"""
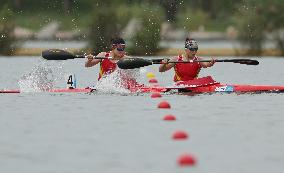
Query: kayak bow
0 88 94 93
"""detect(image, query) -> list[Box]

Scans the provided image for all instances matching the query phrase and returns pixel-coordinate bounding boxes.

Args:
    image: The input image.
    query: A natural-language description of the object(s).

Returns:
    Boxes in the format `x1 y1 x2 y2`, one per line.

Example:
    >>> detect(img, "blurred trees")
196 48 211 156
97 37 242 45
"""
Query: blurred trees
159 0 178 23
127 5 163 55
0 0 283 55
5 0 81 14
177 8 209 31
190 0 242 19
236 0 284 55
88 5 122 54
0 5 17 55
88 3 162 55
14 0 22 10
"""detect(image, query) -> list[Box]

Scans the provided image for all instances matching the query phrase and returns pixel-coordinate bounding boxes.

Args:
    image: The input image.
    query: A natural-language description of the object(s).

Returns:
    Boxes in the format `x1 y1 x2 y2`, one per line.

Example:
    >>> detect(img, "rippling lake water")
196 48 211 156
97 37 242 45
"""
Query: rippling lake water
0 56 284 173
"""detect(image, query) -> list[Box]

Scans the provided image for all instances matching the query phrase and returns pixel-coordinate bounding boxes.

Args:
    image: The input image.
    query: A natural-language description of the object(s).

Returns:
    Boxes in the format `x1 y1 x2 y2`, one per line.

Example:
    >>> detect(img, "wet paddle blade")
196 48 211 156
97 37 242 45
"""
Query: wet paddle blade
117 58 153 69
234 59 259 65
42 49 84 60
218 59 259 65
197 59 259 65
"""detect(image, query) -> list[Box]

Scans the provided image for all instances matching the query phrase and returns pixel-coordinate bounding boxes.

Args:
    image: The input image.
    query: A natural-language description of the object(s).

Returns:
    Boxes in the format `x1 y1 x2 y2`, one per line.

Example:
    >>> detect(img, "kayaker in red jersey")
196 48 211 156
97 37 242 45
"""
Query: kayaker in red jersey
85 37 141 90
159 38 215 82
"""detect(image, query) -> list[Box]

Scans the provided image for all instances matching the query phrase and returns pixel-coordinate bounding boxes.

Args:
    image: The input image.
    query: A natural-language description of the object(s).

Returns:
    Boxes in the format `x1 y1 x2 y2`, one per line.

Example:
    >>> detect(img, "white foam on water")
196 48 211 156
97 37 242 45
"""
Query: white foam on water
18 60 65 92
95 68 142 94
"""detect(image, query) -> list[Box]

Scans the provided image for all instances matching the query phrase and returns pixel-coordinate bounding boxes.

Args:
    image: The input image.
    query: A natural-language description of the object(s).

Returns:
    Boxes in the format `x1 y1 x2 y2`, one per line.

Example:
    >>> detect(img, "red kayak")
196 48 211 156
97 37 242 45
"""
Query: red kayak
179 83 284 93
0 88 93 93
139 76 284 93
0 90 21 93
1 76 284 94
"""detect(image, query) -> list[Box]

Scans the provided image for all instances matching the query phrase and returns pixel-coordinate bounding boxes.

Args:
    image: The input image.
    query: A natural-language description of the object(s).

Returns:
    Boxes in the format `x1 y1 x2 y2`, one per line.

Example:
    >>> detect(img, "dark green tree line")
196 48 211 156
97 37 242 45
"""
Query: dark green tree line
236 0 284 55
0 5 17 55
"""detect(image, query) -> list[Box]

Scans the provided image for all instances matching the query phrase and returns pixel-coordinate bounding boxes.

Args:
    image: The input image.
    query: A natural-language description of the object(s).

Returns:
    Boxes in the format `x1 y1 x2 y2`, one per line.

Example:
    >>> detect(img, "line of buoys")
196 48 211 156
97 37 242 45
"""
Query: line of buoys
147 72 174 119
147 72 162 97
146 71 196 168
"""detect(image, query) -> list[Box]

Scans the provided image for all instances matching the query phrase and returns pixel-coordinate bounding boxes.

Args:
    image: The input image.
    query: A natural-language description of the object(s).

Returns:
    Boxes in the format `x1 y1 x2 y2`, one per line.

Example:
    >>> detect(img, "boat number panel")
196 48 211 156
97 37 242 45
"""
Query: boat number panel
215 85 234 92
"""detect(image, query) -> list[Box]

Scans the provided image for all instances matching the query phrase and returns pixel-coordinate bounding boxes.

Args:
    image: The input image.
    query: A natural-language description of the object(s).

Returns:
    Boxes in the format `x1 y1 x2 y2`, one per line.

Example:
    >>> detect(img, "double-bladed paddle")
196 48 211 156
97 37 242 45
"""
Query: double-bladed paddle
41 49 108 60
117 58 259 69
42 49 259 69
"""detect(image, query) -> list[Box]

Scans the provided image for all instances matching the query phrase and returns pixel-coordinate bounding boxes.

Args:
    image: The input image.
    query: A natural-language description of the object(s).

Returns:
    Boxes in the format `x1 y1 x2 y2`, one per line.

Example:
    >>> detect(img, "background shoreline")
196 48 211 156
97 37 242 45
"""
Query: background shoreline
8 47 282 57
4 40 282 57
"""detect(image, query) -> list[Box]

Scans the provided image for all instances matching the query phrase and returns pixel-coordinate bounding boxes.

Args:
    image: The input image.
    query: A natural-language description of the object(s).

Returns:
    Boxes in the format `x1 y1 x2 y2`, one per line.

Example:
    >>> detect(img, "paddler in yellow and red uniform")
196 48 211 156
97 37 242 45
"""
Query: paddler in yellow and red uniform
85 37 141 90
159 38 215 82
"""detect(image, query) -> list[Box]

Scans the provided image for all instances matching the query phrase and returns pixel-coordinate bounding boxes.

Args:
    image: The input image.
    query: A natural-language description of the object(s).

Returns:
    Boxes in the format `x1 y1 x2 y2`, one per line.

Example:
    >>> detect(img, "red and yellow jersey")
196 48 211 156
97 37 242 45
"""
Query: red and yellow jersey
174 55 202 82
98 52 117 81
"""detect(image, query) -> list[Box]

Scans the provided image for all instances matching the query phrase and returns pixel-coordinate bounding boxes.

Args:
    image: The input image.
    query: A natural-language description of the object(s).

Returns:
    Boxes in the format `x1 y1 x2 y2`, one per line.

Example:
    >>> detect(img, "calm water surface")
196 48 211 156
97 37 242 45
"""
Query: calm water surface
0 56 284 173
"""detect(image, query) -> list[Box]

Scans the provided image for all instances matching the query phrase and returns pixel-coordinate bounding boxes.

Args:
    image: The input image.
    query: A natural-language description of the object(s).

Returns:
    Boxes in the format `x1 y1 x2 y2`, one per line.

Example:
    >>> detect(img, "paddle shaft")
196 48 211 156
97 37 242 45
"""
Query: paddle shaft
116 58 259 69
78 55 113 60
150 58 259 65
73 55 108 59
152 60 214 64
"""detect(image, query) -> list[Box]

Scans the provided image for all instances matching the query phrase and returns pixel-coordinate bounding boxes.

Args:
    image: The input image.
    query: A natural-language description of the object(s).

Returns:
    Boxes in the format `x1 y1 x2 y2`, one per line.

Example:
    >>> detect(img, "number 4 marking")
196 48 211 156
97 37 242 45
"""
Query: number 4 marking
67 75 73 85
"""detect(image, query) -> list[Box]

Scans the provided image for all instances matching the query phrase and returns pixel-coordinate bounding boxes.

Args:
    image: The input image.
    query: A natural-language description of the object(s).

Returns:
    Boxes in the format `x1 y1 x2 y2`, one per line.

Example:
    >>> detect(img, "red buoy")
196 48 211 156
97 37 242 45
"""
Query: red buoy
172 130 188 140
157 101 171 109
177 153 197 166
149 79 158 83
151 92 162 98
163 114 176 121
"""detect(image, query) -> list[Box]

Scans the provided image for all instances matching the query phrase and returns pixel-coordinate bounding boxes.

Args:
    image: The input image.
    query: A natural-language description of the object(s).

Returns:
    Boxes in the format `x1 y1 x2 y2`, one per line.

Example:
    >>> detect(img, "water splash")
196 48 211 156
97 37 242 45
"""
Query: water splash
95 68 142 94
18 60 65 92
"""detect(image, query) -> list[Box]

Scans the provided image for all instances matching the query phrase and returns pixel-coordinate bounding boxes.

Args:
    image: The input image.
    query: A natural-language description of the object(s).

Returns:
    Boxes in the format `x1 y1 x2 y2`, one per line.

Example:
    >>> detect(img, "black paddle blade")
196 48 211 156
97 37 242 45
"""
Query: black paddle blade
232 59 259 65
213 59 259 65
42 49 79 60
241 60 259 65
117 58 153 69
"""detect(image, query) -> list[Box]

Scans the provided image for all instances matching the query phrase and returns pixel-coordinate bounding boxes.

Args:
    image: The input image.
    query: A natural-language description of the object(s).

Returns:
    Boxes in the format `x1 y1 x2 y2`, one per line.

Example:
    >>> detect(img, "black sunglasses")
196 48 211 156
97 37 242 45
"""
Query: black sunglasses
114 44 126 51
187 47 198 51
116 47 125 51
